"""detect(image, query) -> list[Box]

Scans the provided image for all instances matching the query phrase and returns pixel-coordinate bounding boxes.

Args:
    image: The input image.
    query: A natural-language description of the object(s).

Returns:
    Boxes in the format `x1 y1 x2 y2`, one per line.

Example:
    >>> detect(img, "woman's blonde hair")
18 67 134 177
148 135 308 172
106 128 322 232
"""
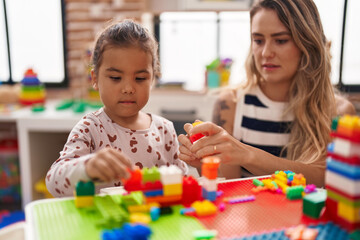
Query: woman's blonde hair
244 0 336 164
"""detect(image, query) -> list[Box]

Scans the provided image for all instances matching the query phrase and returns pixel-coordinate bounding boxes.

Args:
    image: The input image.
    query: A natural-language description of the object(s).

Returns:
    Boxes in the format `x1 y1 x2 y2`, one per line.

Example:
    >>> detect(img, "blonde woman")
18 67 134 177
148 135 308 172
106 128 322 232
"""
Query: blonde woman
178 0 355 187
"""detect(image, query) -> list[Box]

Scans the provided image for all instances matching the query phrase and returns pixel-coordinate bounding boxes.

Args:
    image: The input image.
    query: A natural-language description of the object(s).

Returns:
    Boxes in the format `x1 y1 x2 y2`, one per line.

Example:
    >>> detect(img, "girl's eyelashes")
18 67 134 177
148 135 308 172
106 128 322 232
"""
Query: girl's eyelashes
110 76 121 81
135 77 147 81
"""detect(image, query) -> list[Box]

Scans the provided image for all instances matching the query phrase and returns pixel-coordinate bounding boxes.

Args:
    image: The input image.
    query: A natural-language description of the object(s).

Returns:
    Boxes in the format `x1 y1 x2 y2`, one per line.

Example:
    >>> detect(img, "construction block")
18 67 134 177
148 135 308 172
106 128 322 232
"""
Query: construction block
158 165 182 185
338 201 360 223
129 213 151 224
223 195 255 204
327 188 360 207
333 138 360 158
191 200 217 216
121 191 144 208
303 190 326 219
336 115 360 140
193 230 217 240
350 230 360 240
252 178 264 187
143 180 162 191
101 223 152 240
163 183 182 196
327 158 360 180
95 195 129 229
201 177 217 192
127 202 160 213
145 194 182 204
74 195 94 208
292 173 306 186
327 152 360 165
123 168 142 192
143 189 163 197
286 185 304 200
75 181 95 196
325 170 360 197
202 188 216 201
182 176 202 206
189 121 205 143
201 156 220 180
142 166 160 183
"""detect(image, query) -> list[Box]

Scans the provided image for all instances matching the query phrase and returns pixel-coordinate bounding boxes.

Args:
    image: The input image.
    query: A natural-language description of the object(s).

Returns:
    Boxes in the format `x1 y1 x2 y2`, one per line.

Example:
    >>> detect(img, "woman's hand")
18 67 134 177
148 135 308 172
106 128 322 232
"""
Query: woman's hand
187 121 253 166
85 147 133 182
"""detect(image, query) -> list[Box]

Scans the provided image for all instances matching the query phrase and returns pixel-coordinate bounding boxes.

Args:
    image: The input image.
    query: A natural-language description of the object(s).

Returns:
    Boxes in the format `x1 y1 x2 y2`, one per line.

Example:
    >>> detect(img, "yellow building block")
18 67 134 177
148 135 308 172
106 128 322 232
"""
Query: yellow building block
338 201 360 223
75 195 94 208
338 115 360 129
163 183 182 196
274 179 288 193
191 200 217 216
292 174 306 186
262 179 276 190
129 213 151 224
128 202 160 213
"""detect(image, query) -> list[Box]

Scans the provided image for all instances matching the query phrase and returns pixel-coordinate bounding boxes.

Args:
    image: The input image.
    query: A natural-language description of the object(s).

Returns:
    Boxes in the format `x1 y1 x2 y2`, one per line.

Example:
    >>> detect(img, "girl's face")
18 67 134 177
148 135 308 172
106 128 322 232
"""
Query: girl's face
251 8 302 87
91 46 154 124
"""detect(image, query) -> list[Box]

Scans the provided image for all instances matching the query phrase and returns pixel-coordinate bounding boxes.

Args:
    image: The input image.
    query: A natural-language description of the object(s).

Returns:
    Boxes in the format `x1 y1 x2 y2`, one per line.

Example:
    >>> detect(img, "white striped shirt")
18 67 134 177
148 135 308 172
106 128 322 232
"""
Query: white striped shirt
233 85 294 175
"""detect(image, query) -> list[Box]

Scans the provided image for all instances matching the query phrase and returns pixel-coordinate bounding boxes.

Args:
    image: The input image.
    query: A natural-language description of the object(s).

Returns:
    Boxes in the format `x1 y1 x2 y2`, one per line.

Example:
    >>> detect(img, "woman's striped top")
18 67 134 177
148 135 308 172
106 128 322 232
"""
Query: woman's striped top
233 85 294 175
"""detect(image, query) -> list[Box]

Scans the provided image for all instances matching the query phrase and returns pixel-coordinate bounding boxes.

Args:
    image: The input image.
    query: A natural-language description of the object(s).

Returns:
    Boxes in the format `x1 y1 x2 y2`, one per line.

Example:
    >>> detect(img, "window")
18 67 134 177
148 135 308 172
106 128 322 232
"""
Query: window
159 12 218 91
157 1 351 91
0 1 9 82
1 0 66 86
342 0 360 86
314 0 344 85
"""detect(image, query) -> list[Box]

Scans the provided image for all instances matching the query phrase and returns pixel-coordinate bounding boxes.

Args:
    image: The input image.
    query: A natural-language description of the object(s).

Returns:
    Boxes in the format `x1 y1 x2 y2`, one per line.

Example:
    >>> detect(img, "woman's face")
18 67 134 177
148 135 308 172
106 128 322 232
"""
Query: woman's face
251 8 302 86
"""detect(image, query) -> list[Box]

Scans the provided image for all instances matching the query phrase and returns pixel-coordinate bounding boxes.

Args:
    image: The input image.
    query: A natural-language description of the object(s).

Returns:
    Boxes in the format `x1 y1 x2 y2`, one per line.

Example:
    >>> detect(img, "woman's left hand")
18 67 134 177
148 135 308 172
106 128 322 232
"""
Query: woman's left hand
188 121 253 165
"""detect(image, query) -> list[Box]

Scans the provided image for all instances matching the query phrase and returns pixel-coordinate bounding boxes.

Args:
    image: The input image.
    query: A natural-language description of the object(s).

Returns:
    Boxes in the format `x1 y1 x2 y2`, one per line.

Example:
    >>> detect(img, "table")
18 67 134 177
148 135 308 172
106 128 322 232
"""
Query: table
24 177 333 240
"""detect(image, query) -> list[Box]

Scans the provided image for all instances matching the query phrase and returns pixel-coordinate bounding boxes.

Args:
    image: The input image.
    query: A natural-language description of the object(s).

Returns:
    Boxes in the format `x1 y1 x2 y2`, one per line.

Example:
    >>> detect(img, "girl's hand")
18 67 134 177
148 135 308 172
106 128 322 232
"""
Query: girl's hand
178 123 202 168
85 148 132 182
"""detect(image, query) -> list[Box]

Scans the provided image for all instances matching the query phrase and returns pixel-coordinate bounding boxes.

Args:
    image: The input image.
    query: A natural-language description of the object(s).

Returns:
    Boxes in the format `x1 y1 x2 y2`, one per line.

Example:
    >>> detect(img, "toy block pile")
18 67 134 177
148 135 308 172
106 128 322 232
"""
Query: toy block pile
326 115 360 231
19 68 45 106
252 170 314 200
123 166 184 205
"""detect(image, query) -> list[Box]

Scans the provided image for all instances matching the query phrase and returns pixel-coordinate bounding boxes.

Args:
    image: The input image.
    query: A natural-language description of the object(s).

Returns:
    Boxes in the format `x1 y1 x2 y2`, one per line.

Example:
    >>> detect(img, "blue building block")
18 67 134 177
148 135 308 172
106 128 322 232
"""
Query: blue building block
327 157 360 180
0 211 25 228
101 223 152 240
223 222 349 240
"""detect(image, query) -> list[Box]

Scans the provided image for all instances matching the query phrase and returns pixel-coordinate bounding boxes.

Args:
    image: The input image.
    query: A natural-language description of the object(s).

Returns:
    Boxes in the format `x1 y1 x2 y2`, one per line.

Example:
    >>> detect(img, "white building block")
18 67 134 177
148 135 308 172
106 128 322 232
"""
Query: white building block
159 165 182 185
201 177 217 192
325 169 360 197
333 138 360 158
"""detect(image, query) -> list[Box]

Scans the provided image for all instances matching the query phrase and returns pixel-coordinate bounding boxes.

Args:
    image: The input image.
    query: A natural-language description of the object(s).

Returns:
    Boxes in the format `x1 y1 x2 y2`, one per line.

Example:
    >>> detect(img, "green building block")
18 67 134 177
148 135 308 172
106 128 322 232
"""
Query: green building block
94 195 129 229
142 166 160 183
121 191 144 208
303 190 326 219
193 229 217 239
286 185 304 200
56 99 74 110
252 178 264 187
331 116 340 131
350 230 360 240
76 181 95 196
72 100 87 113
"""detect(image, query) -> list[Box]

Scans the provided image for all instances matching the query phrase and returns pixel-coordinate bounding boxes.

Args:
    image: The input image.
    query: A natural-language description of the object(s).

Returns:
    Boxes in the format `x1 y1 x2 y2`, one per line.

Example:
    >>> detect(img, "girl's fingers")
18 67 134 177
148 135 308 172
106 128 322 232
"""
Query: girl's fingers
90 160 113 182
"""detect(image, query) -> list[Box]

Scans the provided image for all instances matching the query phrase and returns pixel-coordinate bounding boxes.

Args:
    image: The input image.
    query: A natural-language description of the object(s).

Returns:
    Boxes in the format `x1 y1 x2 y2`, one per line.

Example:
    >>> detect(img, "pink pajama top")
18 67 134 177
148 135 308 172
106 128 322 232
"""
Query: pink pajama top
46 108 188 197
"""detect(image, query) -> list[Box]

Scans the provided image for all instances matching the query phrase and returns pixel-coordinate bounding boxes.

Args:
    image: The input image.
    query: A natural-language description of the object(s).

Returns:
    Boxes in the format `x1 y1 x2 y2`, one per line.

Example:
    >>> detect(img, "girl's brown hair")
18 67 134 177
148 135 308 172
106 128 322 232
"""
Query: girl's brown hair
92 19 161 79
